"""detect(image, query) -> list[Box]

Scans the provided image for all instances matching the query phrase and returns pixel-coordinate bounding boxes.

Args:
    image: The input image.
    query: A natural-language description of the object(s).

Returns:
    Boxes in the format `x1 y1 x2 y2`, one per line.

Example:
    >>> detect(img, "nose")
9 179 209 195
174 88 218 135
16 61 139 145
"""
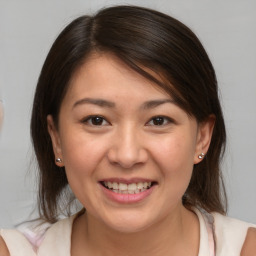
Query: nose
107 125 148 169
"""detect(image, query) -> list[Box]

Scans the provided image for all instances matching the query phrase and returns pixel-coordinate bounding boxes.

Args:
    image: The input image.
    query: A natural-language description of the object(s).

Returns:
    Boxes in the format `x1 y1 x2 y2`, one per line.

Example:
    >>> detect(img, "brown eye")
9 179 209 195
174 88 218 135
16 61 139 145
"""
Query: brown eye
152 117 165 125
83 115 109 126
91 116 104 125
146 116 173 126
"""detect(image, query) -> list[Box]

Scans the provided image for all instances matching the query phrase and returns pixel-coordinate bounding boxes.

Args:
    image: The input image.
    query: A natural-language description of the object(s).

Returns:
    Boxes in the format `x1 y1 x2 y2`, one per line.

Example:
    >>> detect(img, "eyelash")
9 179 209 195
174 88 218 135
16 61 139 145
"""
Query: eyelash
146 116 174 126
81 115 174 127
82 115 110 126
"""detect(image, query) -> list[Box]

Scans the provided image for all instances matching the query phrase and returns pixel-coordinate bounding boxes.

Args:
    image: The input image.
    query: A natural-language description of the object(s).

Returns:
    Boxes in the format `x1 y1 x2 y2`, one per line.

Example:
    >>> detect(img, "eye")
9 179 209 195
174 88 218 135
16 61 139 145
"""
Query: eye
146 116 173 126
82 115 109 126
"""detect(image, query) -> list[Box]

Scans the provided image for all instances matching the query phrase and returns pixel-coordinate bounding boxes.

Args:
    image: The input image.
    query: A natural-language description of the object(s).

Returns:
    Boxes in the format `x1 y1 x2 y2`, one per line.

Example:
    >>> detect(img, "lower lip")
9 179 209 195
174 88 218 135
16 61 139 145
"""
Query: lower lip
100 184 156 204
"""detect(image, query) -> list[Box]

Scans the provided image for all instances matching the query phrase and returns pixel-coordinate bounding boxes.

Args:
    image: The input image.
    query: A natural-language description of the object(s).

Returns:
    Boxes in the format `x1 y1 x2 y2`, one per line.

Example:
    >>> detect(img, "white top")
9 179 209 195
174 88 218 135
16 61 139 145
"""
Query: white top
1 209 255 255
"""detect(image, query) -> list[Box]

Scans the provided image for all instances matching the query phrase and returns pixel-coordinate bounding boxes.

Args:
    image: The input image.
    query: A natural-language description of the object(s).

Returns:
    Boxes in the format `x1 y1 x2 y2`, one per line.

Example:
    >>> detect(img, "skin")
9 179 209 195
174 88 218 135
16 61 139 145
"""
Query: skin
47 52 213 256
241 228 256 256
0 237 10 256
1 231 256 256
47 52 256 255
0 53 255 255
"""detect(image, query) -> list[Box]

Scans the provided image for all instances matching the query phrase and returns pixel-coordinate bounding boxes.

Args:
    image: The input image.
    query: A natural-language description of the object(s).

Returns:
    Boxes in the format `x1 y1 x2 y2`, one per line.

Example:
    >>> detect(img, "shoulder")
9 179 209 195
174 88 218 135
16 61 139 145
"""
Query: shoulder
0 228 37 255
212 213 256 255
241 227 256 256
0 236 10 256
213 212 256 235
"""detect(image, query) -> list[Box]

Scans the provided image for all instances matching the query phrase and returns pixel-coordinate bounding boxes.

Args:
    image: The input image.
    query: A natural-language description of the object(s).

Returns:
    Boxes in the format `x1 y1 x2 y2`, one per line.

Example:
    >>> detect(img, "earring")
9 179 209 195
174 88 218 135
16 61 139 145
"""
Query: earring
198 153 205 159
55 158 62 163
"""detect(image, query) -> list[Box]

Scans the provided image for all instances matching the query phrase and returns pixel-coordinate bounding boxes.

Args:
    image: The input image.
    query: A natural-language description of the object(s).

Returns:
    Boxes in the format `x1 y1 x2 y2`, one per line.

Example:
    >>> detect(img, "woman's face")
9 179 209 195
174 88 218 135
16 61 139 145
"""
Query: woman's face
48 53 213 232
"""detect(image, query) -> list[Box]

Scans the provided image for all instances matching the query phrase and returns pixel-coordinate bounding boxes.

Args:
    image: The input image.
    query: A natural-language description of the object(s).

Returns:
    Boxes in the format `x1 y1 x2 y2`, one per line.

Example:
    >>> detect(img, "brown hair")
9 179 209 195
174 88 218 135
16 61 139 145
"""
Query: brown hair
31 5 227 223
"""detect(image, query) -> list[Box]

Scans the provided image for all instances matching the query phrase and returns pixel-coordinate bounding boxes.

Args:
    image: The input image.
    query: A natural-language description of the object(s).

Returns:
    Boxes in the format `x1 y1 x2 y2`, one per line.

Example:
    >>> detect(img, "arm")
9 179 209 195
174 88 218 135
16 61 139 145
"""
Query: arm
241 227 256 256
0 236 10 256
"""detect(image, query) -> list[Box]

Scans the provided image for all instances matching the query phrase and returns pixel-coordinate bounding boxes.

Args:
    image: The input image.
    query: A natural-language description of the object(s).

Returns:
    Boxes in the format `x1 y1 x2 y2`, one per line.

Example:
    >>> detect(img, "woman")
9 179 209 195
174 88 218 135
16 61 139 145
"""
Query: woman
0 5 255 255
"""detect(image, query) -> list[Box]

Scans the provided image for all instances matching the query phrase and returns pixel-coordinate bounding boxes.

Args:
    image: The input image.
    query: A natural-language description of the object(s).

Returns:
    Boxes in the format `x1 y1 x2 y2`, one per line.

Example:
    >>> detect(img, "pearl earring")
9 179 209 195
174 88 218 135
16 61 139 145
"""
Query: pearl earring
198 153 205 159
55 158 62 163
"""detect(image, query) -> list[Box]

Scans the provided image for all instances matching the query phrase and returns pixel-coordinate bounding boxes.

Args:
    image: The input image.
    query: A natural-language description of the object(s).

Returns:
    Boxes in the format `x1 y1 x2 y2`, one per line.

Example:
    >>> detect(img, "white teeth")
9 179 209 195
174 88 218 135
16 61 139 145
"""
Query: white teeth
137 182 143 189
103 181 153 194
107 181 113 189
113 182 118 189
119 183 128 191
127 183 137 191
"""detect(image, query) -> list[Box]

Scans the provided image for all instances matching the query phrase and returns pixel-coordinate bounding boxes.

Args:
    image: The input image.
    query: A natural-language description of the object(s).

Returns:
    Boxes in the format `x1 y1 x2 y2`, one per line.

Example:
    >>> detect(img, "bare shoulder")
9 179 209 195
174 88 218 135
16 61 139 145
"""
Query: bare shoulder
0 236 10 256
241 227 256 256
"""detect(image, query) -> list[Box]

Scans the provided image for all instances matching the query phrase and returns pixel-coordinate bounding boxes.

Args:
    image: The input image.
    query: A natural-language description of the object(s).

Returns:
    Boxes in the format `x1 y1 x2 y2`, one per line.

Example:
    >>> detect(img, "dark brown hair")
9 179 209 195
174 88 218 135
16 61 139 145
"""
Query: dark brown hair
31 5 227 223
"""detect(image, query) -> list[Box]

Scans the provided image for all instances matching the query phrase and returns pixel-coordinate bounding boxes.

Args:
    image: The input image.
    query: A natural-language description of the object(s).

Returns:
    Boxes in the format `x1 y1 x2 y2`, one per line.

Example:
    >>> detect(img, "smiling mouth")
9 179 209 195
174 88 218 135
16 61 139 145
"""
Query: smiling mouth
100 181 156 194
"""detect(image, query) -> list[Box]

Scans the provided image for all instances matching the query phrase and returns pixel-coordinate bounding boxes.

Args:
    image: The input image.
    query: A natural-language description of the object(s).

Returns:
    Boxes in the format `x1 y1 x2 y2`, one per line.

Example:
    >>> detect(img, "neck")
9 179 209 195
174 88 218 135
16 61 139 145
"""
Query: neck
71 206 199 256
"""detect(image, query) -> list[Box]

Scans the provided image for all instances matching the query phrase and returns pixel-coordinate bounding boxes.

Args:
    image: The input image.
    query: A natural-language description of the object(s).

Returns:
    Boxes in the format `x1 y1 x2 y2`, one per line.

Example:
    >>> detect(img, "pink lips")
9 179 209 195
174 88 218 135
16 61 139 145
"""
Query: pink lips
99 179 156 204
100 177 154 183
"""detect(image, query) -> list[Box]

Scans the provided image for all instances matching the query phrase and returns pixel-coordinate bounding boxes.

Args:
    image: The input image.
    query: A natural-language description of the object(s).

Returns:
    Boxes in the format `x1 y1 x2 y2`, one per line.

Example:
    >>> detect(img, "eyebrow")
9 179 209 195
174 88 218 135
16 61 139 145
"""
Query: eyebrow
141 99 176 109
72 97 175 109
73 98 116 109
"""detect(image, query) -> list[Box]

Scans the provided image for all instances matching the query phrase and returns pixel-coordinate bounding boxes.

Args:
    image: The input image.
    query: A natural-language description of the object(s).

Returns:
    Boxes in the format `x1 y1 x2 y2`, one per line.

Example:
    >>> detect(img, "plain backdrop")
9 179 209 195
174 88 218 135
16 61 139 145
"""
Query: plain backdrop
0 0 256 228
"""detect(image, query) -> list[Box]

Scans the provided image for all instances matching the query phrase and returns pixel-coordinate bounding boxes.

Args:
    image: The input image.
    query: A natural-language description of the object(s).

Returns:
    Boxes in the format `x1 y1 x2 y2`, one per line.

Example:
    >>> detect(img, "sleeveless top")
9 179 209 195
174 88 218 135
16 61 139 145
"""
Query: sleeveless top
1 208 255 255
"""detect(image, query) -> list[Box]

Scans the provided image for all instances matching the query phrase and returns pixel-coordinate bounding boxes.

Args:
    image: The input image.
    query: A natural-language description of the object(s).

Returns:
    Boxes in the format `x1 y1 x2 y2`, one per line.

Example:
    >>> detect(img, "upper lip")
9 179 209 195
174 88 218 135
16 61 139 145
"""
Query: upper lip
99 177 157 184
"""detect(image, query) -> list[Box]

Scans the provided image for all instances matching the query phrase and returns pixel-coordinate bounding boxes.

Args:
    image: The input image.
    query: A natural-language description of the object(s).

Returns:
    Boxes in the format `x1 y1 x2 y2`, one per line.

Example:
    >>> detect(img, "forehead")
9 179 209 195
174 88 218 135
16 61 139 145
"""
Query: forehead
65 53 172 103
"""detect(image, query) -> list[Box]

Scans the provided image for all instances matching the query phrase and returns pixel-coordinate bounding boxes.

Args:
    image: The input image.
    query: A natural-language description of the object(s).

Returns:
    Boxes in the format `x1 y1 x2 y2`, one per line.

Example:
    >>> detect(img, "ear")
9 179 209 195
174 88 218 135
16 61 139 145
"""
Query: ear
47 115 64 167
194 115 215 164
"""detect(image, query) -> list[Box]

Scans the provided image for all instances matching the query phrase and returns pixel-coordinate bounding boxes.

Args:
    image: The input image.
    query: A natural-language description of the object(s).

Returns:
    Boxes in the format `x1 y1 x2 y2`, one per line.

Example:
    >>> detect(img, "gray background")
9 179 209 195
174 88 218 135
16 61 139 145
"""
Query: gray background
0 0 255 228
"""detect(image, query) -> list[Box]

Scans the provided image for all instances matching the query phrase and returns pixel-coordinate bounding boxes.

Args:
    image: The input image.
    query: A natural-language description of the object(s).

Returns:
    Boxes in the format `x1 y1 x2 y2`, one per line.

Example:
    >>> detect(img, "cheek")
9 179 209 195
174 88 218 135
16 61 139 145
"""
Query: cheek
60 131 107 181
59 133 108 208
153 134 196 170
149 132 196 192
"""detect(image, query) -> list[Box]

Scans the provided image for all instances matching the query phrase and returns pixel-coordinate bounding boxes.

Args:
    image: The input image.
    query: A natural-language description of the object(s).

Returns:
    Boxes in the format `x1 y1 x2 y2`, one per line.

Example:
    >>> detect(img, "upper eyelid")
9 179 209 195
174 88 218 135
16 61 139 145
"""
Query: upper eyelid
146 115 174 124
82 115 110 125
81 115 174 125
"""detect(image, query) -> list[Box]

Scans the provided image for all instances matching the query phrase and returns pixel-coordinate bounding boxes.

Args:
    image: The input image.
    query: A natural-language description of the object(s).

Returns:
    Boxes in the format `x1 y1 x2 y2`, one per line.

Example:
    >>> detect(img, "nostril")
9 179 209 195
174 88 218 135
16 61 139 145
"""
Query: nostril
107 146 148 169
